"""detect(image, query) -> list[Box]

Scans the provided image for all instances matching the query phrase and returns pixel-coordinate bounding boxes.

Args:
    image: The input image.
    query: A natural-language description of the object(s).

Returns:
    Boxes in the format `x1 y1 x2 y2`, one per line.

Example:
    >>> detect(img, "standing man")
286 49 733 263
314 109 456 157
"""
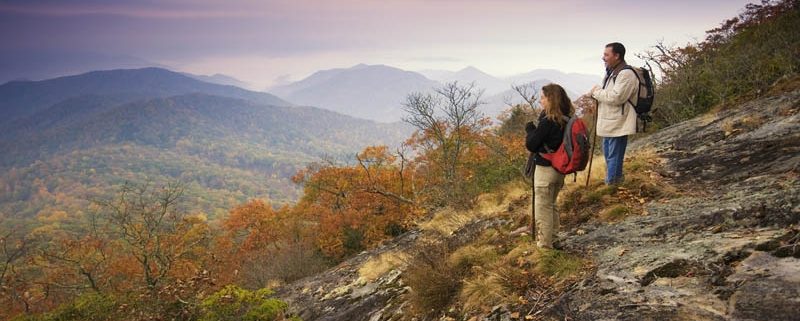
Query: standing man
588 42 638 185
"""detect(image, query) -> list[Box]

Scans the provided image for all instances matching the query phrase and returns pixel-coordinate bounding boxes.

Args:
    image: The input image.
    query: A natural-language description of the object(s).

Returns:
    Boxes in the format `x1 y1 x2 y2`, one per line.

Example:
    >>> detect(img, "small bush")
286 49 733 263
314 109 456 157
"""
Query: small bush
12 293 117 321
533 248 584 279
642 0 799 127
600 205 630 221
404 242 466 315
199 285 295 321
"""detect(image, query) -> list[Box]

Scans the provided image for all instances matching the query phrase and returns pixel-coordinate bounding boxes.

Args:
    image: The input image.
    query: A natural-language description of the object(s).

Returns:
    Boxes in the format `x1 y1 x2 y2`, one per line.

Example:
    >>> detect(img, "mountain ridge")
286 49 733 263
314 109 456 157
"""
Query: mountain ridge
0 67 292 126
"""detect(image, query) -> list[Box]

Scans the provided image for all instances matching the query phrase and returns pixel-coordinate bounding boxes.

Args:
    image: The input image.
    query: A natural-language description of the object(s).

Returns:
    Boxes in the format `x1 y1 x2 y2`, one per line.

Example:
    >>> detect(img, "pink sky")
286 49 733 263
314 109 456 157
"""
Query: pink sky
1 0 754 89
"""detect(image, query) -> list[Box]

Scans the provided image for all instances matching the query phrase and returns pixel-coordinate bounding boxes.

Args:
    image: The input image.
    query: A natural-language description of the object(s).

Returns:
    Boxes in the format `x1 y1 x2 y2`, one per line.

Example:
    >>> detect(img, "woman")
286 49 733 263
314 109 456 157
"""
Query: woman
525 83 575 249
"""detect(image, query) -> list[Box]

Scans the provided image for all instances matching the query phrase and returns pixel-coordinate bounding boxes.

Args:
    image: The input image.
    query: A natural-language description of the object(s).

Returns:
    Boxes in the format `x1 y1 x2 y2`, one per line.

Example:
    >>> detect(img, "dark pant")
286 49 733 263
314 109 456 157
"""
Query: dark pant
602 135 628 185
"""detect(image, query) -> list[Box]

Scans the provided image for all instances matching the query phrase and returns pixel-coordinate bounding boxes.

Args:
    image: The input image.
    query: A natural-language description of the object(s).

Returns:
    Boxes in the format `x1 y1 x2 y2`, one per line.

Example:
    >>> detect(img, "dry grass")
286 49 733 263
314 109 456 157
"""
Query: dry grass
722 115 767 137
448 244 500 271
459 272 512 313
600 205 630 222
558 149 676 227
418 181 528 237
404 147 676 317
417 207 477 236
474 180 528 214
358 250 410 282
404 242 465 316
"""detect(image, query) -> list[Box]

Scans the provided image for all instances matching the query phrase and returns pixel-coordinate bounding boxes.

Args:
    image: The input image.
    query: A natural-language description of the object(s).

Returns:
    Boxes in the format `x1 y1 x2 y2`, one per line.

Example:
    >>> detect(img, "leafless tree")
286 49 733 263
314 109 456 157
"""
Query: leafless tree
401 81 487 206
503 82 540 110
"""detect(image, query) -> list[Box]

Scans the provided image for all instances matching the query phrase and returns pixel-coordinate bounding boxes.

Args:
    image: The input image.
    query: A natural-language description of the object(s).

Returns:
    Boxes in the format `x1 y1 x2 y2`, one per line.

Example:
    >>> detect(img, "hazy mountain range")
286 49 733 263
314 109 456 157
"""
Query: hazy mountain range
269 64 440 123
0 63 599 218
270 64 601 123
0 68 413 219
0 67 291 126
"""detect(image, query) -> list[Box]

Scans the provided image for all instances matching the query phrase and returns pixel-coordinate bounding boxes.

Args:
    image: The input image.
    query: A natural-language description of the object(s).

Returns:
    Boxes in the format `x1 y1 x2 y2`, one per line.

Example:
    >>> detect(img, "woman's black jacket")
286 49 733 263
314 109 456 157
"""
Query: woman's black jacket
525 112 565 167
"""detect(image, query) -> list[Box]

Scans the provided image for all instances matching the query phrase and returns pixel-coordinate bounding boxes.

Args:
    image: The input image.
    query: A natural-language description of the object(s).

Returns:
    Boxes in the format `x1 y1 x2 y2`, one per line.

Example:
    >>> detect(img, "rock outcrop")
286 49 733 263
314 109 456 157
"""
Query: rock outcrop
554 89 800 320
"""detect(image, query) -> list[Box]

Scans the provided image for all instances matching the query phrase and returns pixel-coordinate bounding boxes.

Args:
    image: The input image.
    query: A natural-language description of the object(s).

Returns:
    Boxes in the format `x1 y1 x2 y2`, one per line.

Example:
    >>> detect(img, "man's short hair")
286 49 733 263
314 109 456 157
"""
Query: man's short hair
605 42 626 60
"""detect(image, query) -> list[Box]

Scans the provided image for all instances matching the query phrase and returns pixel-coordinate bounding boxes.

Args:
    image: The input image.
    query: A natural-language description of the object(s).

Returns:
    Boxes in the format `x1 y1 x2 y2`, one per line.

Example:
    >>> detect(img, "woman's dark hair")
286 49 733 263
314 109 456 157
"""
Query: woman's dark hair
605 42 626 60
541 83 575 126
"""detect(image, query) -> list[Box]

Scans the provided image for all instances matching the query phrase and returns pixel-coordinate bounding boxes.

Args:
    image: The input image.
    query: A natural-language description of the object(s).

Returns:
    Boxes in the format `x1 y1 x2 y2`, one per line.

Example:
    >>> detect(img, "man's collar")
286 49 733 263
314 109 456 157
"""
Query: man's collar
607 60 628 76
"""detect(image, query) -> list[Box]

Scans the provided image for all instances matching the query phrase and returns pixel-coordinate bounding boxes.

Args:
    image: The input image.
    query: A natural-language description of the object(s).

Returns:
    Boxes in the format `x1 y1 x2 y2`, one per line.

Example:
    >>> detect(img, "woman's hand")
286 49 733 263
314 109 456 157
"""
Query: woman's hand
525 121 536 132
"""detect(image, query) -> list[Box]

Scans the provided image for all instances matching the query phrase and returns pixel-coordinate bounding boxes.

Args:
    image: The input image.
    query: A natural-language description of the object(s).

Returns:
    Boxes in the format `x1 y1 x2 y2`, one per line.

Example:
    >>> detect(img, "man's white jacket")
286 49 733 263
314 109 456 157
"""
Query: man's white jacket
592 68 638 137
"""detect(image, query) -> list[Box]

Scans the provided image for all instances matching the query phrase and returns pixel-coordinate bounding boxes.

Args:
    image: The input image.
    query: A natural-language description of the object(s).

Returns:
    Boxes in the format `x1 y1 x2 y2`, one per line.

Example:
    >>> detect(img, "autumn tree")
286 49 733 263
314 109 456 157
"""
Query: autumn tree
0 214 38 317
93 181 211 291
215 199 328 288
291 145 422 259
401 81 490 208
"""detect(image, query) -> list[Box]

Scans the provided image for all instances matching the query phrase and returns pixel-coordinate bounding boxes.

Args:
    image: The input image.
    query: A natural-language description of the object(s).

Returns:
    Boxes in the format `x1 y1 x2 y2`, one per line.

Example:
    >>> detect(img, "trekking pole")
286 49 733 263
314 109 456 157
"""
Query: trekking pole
530 163 536 243
585 98 599 187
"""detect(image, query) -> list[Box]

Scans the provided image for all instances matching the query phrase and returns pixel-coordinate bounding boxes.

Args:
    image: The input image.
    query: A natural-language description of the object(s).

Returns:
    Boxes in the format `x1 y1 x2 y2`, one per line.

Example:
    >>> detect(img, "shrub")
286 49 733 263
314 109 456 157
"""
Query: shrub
641 0 800 127
12 293 117 321
199 285 295 321
404 242 467 315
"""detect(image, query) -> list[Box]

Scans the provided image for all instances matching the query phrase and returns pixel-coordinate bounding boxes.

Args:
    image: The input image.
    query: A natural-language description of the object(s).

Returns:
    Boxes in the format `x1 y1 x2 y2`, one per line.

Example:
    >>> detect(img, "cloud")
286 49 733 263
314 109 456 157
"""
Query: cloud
0 1 262 19
404 56 463 63
0 0 756 88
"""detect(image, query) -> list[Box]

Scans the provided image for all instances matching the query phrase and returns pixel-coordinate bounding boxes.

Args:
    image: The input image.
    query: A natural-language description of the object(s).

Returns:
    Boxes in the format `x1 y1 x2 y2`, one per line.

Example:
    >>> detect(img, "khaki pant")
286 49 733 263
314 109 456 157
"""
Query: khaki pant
533 165 565 248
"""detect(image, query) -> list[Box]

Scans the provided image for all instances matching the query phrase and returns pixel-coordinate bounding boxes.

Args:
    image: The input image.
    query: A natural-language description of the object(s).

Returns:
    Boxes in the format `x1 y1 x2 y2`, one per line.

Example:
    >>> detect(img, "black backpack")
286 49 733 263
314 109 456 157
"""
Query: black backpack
604 65 656 131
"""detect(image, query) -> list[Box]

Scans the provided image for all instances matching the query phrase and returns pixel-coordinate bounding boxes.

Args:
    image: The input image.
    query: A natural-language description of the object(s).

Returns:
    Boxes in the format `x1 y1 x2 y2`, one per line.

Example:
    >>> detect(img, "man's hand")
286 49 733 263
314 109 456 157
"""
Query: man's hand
585 103 596 115
525 121 536 132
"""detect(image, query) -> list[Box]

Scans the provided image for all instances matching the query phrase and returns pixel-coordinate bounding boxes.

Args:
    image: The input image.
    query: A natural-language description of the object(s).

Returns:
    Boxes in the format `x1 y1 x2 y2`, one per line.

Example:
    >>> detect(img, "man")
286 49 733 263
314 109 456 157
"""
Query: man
588 42 638 185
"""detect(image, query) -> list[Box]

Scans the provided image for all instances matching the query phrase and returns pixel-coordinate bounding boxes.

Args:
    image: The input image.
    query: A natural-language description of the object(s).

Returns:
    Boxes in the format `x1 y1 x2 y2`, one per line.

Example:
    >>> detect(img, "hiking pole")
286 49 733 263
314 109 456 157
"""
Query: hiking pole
530 163 536 243
585 97 599 187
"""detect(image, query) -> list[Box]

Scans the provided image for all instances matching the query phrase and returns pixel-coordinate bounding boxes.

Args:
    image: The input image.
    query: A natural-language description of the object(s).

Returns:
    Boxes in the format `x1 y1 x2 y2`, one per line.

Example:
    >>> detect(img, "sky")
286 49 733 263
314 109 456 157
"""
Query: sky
1 0 754 90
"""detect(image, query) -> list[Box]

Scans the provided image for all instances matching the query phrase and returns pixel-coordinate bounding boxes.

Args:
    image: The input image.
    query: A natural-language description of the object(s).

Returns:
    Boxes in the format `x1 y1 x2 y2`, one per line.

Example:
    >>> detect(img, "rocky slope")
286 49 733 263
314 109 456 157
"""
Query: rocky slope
552 88 800 320
274 88 800 320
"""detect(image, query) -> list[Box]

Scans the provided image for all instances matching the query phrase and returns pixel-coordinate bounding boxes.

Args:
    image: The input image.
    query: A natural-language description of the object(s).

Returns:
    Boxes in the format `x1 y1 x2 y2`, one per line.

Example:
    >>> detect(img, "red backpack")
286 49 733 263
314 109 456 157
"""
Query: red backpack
540 116 590 176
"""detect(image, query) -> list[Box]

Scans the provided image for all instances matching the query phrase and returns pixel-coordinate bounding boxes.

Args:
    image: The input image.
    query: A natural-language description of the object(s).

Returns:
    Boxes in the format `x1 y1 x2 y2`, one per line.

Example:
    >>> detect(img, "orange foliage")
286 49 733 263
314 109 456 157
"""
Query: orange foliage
291 145 422 259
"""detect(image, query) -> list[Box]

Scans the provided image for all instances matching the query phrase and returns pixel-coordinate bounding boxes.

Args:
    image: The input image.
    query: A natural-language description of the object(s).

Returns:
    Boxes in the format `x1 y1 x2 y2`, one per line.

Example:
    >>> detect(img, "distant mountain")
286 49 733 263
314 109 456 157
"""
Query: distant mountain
481 78 568 120
418 66 600 119
506 69 600 97
183 72 252 89
0 49 164 84
1 93 410 168
0 70 413 219
417 69 455 82
269 64 439 123
267 63 601 122
420 66 510 95
0 67 291 126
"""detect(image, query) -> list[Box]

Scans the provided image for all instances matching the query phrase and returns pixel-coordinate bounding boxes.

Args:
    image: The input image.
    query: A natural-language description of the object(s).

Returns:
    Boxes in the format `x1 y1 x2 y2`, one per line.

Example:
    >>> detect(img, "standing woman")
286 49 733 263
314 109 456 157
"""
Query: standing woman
525 83 575 249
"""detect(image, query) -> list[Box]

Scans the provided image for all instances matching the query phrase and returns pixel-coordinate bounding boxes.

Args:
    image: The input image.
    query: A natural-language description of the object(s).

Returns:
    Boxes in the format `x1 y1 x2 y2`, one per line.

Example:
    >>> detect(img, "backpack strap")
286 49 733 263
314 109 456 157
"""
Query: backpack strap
614 66 640 115
538 115 572 157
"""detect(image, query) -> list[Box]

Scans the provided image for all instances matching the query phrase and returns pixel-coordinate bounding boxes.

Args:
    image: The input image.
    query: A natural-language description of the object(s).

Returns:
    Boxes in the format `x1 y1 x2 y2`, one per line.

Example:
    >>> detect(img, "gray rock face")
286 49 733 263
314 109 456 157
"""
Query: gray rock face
276 214 513 321
552 90 800 320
